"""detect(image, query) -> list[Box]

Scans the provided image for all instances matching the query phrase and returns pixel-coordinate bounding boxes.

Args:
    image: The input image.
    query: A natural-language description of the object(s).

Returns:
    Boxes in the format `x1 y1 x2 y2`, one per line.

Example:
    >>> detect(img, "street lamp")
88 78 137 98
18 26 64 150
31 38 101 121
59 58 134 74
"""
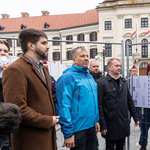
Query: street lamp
95 46 105 76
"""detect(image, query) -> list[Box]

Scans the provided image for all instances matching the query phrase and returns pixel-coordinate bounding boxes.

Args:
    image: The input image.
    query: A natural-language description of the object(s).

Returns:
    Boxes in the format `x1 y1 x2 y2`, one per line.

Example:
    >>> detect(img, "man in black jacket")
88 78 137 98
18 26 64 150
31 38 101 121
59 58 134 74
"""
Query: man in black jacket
97 58 140 150
89 60 103 82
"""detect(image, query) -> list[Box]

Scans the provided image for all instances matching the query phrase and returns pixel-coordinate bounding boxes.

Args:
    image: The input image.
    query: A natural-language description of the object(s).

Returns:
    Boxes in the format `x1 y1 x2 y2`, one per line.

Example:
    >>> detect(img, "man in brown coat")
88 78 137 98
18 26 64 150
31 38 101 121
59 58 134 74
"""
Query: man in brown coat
2 28 59 150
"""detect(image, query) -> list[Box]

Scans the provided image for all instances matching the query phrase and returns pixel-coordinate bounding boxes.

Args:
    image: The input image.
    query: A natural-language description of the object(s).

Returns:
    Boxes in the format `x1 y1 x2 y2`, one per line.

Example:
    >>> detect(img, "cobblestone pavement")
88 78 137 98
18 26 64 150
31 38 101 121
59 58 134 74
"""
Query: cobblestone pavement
56 119 150 150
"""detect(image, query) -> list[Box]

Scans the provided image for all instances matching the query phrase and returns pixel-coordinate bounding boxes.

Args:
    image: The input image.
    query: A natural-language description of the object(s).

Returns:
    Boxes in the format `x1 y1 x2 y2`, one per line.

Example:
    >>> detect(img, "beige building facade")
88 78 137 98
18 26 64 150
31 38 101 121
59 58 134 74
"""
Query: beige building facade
0 0 150 75
96 0 150 75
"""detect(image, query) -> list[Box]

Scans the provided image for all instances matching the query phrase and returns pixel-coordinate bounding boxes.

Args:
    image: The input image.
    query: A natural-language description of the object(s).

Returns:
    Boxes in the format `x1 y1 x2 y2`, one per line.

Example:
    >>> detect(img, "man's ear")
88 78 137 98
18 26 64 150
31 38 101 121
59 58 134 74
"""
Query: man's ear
27 42 35 51
73 57 76 64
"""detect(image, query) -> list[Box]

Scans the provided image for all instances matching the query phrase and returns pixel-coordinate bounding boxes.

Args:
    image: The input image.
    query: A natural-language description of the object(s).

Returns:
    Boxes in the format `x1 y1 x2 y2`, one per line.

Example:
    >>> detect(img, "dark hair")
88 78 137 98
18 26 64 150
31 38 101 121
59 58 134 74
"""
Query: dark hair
72 46 87 58
0 103 22 133
18 28 48 53
0 39 10 51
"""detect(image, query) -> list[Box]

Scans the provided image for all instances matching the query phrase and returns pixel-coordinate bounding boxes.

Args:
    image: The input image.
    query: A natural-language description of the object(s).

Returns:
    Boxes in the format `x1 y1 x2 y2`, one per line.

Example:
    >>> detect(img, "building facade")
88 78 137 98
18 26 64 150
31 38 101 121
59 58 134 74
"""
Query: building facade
96 0 150 75
0 0 150 75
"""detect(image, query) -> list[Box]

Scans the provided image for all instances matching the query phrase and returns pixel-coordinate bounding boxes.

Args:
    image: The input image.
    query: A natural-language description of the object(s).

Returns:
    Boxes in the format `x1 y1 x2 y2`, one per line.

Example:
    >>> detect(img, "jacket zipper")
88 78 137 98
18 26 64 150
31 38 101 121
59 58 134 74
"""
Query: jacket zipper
77 88 80 116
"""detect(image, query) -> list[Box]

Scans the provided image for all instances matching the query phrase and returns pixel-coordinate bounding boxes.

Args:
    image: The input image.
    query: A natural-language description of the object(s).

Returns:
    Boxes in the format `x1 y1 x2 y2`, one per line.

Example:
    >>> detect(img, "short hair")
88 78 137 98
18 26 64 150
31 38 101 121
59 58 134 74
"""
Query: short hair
0 103 22 133
0 39 10 51
18 28 48 54
107 58 120 67
90 60 99 67
72 46 87 58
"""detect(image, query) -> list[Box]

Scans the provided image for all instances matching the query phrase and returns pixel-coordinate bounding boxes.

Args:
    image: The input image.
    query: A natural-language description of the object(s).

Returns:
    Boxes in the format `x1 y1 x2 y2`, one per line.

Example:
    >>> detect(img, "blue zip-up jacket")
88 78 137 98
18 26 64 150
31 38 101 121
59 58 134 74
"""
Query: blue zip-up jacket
55 64 99 139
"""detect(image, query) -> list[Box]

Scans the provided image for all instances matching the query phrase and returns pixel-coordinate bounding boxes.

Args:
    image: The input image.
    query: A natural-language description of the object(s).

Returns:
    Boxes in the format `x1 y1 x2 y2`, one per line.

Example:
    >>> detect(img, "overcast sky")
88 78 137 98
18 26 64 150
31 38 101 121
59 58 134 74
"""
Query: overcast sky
0 0 103 18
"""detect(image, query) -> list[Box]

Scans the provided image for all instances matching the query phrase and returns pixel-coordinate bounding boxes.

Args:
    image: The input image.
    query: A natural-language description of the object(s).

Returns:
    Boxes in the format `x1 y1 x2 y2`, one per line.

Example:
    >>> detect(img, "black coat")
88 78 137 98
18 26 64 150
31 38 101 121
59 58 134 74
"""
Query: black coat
97 74 139 140
0 78 4 102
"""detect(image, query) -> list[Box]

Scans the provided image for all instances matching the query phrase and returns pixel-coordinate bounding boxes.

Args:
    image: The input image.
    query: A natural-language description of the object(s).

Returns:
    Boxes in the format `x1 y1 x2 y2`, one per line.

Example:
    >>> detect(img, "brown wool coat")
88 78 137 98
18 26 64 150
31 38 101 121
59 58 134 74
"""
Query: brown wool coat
2 54 57 150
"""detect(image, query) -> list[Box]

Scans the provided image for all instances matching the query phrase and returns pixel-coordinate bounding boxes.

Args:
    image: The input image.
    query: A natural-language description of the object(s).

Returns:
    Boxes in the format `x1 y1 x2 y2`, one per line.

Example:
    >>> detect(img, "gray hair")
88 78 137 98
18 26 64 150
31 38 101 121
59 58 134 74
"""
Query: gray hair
107 58 120 67
72 46 87 58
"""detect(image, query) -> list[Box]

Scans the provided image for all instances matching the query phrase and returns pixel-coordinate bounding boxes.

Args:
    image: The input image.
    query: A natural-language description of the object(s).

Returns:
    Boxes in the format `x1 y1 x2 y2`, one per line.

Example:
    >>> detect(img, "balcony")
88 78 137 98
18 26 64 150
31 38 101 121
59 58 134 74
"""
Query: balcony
132 53 149 60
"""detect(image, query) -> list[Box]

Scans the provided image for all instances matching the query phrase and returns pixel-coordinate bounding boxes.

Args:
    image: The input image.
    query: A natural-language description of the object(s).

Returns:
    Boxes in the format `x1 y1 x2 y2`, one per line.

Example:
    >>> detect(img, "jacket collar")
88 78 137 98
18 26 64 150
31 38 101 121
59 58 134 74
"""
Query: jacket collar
72 64 89 73
19 54 49 88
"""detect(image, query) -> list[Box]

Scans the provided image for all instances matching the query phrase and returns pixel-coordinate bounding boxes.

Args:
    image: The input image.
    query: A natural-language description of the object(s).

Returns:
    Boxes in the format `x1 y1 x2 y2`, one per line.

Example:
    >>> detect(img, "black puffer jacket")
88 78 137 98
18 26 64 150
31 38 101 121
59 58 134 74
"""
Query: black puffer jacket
97 74 139 140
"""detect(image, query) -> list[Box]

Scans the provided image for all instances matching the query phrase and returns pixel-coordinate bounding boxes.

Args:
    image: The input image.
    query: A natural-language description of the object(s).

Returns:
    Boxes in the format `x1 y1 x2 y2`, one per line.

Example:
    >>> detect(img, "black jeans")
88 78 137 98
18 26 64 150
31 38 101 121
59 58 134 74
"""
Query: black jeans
71 126 96 150
106 137 125 150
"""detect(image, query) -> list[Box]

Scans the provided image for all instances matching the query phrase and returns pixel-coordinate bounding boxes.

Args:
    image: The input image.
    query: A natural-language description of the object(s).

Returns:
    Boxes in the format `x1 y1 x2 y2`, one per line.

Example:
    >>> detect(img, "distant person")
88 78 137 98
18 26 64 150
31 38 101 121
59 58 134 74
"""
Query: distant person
2 28 59 150
89 60 103 150
41 60 56 95
89 60 103 82
56 46 100 149
0 39 22 150
130 65 143 128
97 58 139 150
139 63 150 150
0 39 11 150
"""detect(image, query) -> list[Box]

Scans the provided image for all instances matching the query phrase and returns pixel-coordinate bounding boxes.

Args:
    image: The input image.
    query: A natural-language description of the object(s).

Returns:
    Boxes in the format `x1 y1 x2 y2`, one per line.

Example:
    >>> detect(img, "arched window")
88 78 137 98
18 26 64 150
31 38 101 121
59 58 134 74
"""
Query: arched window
125 39 132 56
141 39 148 58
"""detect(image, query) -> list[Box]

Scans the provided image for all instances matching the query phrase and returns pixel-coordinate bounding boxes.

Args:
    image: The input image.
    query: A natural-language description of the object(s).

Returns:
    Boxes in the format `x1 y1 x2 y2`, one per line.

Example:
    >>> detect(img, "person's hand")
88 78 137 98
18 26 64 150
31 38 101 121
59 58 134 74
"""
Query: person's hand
52 116 59 126
134 121 140 127
63 135 75 148
3 64 9 70
95 123 100 134
101 129 107 135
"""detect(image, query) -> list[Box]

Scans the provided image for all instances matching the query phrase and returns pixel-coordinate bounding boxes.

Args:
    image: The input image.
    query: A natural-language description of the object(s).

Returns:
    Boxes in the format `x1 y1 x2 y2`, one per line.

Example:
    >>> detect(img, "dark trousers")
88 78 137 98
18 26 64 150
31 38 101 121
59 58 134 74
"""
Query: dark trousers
139 108 150 148
106 137 125 150
71 126 96 150
135 107 143 128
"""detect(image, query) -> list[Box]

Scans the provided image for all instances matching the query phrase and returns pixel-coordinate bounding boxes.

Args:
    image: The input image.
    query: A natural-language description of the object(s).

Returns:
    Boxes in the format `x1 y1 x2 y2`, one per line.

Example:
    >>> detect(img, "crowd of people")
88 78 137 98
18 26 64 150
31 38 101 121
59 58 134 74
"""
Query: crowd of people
0 28 149 150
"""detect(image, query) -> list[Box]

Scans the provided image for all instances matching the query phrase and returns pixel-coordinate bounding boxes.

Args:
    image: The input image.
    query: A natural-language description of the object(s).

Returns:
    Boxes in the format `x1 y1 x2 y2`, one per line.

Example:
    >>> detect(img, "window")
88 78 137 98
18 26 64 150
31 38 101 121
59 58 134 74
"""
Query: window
141 18 148 27
67 51 72 60
105 21 111 30
125 19 132 28
52 37 60 46
90 32 97 41
7 39 12 47
90 48 97 58
17 40 20 47
141 39 148 58
125 39 132 56
66 35 73 44
105 44 112 57
53 52 60 61
44 22 50 28
77 34 84 41
21 24 27 30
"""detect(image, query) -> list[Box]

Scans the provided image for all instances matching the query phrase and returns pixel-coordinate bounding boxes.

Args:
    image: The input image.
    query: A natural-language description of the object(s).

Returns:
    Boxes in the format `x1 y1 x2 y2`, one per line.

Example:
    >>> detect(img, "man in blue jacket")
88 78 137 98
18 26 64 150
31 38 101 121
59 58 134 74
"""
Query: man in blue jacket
56 46 100 150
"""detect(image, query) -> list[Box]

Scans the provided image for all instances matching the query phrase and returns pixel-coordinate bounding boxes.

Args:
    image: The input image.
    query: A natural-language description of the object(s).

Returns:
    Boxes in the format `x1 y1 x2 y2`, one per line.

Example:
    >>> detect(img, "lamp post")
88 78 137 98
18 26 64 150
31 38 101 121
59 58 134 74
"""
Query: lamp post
95 46 105 76
102 46 105 76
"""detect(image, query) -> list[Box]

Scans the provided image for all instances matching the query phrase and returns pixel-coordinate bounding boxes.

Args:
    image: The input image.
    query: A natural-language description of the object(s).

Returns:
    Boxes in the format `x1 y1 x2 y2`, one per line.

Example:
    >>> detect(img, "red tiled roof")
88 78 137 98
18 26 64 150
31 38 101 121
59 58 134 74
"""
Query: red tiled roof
0 9 99 33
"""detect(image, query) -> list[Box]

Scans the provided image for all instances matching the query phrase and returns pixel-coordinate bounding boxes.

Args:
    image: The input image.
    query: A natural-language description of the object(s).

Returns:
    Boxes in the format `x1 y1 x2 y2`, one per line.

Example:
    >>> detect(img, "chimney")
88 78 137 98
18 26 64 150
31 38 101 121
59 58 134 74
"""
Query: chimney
41 11 50 16
1 14 10 19
21 12 29 18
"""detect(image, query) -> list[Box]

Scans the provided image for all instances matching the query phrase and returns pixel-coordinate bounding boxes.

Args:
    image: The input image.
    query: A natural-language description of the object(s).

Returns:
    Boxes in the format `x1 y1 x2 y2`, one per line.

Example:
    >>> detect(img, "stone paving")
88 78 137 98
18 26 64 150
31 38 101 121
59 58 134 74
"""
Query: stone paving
56 119 150 150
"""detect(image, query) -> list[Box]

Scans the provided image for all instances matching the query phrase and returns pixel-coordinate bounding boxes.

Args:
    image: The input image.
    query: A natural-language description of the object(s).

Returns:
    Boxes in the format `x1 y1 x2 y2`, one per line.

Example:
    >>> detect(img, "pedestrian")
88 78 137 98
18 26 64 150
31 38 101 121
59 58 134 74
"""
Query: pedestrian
139 63 150 150
89 60 103 82
97 58 140 150
0 39 12 150
55 46 100 150
130 65 143 128
2 28 59 150
89 60 103 150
